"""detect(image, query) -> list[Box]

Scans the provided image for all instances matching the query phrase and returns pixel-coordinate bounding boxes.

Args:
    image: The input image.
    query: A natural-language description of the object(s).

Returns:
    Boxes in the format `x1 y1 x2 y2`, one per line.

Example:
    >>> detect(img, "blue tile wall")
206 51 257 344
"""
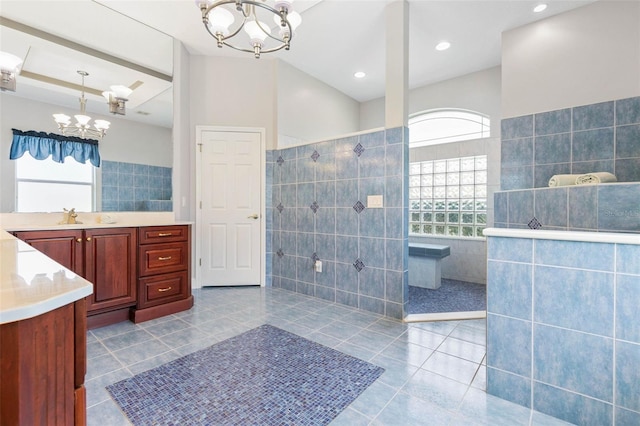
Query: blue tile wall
533 381 613 426
493 182 640 233
269 128 409 319
487 236 640 425
487 314 531 377
501 98 633 190
498 96 640 233
486 368 531 409
534 325 613 402
101 160 172 212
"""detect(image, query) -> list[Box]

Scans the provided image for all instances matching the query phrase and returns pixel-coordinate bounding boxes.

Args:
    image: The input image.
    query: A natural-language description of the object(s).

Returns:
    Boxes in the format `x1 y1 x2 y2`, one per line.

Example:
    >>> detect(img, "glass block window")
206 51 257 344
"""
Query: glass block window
410 155 487 238
409 109 490 147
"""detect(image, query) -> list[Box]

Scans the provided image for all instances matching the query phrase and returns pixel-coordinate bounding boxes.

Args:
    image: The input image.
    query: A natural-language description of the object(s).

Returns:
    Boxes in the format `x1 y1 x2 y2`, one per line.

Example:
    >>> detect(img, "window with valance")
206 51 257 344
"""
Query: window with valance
9 129 99 212
10 128 101 167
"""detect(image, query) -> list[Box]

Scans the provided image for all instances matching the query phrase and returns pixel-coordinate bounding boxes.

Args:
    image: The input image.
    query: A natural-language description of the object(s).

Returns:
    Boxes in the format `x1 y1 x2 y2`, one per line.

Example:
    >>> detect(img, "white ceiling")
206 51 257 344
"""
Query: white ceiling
0 0 595 129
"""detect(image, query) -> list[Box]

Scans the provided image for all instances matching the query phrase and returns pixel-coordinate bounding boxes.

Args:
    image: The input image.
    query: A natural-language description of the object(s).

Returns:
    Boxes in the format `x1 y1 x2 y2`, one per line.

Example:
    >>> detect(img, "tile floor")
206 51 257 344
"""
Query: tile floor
86 287 573 425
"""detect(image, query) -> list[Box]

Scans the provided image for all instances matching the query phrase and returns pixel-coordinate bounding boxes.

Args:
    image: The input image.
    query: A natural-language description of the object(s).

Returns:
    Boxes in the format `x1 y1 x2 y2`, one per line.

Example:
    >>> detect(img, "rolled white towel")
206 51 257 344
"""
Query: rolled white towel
575 172 617 185
548 174 582 187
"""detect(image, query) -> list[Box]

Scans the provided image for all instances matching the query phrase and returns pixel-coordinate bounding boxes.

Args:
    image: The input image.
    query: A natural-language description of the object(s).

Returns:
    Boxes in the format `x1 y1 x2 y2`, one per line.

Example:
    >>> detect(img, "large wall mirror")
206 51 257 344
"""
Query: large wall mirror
0 1 174 213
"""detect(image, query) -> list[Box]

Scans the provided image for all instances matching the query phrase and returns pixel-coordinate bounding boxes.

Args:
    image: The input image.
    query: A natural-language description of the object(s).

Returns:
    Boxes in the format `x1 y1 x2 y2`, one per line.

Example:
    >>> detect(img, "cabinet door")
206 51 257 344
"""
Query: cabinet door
84 228 137 313
14 230 84 275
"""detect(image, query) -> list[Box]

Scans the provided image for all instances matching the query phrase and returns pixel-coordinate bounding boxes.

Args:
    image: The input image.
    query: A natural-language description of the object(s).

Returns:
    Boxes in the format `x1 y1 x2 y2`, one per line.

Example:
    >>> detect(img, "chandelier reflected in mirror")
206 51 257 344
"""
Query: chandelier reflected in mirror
195 0 302 58
53 71 110 140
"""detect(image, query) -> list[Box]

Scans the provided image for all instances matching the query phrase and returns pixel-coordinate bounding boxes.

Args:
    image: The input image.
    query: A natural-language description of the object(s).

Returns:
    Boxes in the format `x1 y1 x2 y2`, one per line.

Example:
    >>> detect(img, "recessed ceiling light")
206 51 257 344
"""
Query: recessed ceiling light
354 71 366 79
435 41 451 51
533 4 547 13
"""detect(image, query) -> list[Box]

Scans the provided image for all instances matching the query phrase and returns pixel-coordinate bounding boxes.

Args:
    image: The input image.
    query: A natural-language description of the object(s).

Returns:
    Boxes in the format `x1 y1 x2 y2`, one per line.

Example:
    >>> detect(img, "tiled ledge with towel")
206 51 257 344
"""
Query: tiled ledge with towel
548 172 617 187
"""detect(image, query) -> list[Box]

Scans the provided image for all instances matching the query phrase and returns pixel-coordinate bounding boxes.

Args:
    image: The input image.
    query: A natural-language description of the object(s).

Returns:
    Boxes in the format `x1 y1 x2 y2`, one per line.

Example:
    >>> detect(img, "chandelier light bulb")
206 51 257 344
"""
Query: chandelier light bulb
274 10 301 38
75 114 91 127
94 120 111 131
274 0 294 13
244 20 270 45
208 6 235 36
53 114 71 125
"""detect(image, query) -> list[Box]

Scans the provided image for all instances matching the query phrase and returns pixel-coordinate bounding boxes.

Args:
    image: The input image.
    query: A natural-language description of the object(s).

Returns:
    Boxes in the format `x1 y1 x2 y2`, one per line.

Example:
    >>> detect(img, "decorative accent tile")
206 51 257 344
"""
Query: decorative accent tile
276 249 284 258
353 201 365 214
276 203 284 213
353 258 365 272
528 217 542 229
107 325 384 426
276 155 284 166
311 150 320 162
353 143 365 157
310 201 319 213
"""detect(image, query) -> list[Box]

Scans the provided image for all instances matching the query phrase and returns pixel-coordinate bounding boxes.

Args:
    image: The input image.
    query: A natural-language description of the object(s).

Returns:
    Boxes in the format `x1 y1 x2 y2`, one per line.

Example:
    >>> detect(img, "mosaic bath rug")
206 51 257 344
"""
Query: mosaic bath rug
107 324 384 425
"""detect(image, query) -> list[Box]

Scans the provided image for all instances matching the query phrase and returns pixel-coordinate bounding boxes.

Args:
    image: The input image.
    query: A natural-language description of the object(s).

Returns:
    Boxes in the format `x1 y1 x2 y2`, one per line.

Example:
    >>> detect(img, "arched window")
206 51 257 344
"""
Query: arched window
409 109 490 147
408 109 490 238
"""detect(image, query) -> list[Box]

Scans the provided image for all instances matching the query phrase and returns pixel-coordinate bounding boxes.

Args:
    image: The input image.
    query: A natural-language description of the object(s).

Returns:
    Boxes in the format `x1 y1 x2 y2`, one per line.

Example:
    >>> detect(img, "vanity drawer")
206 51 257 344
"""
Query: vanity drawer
139 225 188 244
138 271 188 308
139 242 188 276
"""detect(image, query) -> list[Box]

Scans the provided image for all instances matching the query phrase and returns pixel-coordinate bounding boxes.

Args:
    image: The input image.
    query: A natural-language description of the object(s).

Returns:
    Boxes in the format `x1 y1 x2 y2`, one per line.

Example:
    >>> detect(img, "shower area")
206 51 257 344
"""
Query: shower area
405 135 500 320
267 124 499 321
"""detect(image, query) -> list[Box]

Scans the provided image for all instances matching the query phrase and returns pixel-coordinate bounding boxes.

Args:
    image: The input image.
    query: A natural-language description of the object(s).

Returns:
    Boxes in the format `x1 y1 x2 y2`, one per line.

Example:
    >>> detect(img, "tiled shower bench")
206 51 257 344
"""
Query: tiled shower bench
408 243 451 289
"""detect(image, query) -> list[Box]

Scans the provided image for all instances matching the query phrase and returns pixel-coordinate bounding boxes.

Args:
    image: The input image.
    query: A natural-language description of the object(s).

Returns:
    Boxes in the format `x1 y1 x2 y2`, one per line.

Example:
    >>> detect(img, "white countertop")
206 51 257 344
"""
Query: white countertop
0 212 192 232
0 231 93 324
484 227 640 245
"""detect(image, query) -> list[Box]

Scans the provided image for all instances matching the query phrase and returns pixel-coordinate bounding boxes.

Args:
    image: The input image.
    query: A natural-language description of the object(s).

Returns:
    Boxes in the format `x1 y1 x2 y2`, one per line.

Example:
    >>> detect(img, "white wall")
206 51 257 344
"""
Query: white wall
502 0 640 118
0 93 172 213
173 39 192 222
276 61 360 147
189 56 278 149
360 66 502 134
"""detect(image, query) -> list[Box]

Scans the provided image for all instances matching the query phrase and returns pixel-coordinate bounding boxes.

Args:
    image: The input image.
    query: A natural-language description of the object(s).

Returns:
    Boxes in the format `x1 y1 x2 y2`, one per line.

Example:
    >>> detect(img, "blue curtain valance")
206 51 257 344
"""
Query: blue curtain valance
9 129 101 167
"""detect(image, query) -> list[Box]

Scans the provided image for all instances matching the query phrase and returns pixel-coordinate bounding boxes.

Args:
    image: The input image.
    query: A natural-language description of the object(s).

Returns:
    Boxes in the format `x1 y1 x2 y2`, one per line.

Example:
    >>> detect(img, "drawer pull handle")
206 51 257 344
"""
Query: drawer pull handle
158 233 172 237
158 256 172 261
76 238 82 243
158 286 172 292
86 237 92 242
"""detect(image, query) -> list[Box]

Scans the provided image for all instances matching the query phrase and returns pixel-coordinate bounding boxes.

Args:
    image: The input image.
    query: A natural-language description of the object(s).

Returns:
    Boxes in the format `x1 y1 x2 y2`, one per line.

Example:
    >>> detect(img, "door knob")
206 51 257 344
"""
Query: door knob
247 214 259 219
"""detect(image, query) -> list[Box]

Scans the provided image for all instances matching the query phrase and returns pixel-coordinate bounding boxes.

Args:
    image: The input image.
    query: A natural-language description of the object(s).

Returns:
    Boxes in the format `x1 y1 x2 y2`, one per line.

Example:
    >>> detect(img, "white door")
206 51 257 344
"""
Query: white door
197 129 263 286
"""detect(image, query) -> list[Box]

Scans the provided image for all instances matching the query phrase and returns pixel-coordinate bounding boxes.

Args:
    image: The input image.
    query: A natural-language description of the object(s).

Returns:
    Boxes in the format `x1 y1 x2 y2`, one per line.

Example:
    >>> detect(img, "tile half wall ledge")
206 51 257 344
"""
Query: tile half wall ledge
483 227 640 245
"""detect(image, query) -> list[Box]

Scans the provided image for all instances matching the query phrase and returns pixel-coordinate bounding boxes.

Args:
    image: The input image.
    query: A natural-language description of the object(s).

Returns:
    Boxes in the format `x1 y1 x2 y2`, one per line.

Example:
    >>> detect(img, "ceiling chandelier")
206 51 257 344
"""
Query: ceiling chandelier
196 0 302 59
53 71 110 140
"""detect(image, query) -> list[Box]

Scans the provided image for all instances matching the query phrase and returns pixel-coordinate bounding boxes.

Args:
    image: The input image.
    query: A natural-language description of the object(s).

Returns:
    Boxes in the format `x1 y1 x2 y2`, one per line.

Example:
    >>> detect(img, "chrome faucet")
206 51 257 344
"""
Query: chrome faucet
61 208 82 225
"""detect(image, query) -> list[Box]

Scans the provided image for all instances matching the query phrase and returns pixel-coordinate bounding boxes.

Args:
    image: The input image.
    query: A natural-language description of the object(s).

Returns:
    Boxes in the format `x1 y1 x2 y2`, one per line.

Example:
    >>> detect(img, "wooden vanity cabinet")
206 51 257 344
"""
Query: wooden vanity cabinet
0 299 87 426
14 228 138 329
131 225 193 323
